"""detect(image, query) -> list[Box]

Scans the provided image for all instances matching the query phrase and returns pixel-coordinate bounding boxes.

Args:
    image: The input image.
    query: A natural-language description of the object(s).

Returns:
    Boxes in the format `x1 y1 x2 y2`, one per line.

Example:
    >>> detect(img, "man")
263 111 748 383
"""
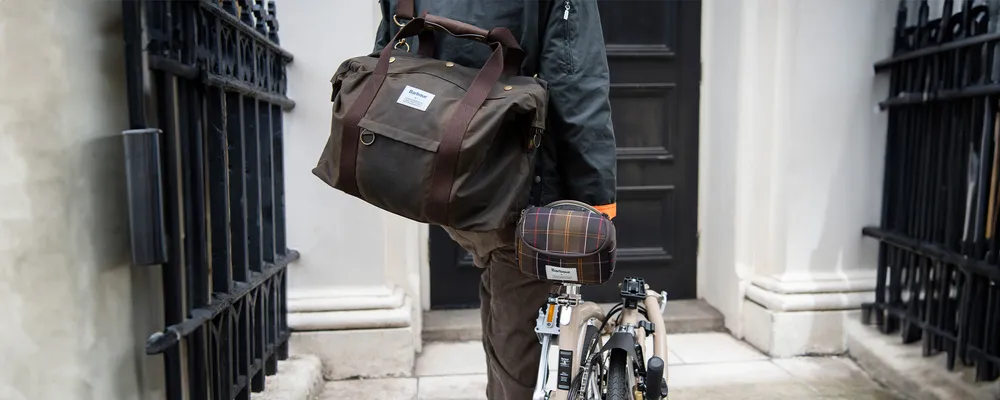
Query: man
373 1 616 398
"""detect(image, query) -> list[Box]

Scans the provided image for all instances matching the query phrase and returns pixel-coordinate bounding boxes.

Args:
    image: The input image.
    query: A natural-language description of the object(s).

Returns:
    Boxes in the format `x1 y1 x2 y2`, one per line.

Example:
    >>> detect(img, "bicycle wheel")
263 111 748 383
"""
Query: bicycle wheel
606 349 633 400
568 324 603 400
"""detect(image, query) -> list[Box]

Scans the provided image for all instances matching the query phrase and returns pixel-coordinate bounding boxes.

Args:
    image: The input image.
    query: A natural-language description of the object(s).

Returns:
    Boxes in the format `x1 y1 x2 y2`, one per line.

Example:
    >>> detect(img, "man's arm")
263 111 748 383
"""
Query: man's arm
373 1 391 52
539 0 618 218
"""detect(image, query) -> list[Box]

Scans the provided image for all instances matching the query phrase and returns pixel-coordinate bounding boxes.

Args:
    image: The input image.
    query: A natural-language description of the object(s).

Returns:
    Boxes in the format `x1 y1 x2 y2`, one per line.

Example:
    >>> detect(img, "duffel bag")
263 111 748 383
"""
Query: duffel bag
312 13 549 232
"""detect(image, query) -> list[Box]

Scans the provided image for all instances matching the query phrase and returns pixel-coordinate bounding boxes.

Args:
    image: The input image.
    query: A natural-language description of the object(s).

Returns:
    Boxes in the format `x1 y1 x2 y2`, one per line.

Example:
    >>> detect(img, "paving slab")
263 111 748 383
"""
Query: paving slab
320 333 902 399
416 341 487 376
417 375 489 400
668 332 769 364
321 378 418 400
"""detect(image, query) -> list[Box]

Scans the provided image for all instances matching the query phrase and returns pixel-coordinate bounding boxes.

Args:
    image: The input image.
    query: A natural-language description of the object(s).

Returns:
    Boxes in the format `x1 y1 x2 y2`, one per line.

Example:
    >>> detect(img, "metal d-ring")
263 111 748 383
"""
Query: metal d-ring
360 130 376 146
393 38 410 52
393 14 408 27
529 132 542 150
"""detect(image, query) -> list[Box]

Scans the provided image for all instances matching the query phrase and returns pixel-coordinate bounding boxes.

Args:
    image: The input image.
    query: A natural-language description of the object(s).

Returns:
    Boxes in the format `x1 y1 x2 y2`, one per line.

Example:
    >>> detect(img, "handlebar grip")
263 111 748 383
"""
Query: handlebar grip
645 356 666 400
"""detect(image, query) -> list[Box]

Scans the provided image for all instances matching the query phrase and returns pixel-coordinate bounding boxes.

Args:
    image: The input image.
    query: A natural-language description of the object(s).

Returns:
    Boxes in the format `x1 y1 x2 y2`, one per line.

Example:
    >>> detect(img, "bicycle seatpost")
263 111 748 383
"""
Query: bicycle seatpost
532 334 552 400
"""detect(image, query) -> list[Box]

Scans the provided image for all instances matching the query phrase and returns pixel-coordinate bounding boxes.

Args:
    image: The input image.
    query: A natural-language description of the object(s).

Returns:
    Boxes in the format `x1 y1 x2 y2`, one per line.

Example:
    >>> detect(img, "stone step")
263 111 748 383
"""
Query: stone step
250 355 326 400
423 299 725 343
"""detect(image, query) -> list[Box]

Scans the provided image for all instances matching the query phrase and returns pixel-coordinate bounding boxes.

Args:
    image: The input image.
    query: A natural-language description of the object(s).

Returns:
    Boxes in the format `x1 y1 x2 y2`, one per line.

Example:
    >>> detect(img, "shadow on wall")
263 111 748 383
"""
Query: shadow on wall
804 0 891 354
89 2 170 399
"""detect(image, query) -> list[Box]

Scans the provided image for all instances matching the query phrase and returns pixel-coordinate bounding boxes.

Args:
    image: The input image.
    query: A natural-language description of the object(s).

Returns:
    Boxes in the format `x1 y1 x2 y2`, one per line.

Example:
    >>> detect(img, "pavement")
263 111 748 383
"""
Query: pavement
320 332 904 400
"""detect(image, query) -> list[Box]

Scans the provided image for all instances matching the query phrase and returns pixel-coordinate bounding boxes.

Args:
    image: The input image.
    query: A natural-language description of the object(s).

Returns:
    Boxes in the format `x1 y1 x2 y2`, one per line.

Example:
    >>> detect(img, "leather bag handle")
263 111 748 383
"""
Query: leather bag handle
337 16 523 225
391 0 523 74
392 12 524 75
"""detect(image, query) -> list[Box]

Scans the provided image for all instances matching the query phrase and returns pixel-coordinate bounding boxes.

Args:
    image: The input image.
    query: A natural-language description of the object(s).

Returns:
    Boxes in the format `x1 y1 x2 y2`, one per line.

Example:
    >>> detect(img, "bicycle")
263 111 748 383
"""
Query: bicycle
531 276 670 400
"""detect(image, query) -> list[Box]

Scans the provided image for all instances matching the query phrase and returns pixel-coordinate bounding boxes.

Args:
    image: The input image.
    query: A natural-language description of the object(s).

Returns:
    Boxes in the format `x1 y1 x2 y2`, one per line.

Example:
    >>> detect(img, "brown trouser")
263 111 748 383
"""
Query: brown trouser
445 227 553 400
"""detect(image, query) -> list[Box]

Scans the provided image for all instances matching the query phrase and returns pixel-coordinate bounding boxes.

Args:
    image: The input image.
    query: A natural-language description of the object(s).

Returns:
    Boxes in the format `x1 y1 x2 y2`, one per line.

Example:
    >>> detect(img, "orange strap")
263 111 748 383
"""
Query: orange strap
593 203 617 220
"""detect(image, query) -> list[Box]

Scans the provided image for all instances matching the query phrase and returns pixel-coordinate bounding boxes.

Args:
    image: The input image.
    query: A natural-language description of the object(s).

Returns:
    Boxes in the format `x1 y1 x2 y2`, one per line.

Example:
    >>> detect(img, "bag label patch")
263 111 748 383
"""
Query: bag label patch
545 265 578 281
397 85 435 111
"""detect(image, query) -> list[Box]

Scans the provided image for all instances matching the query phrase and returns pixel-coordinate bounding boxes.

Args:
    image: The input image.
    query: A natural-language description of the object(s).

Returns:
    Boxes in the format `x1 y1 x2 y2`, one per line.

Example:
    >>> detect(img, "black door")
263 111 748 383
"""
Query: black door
430 0 701 308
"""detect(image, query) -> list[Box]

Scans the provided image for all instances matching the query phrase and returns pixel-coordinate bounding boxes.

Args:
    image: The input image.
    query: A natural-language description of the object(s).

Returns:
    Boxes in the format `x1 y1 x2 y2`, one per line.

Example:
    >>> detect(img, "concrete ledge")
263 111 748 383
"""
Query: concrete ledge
290 327 416 381
846 318 1000 400
289 286 405 313
743 300 858 357
250 355 325 400
423 299 724 342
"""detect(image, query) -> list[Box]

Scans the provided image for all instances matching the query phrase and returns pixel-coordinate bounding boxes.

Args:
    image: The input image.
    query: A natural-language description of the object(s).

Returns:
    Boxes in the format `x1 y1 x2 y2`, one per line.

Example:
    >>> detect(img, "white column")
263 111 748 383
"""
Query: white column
282 0 423 379
700 0 895 356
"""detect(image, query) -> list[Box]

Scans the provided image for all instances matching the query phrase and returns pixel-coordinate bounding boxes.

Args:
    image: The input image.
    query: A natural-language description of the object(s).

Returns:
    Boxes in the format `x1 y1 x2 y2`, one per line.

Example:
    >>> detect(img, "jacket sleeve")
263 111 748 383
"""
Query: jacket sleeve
539 0 618 218
373 1 392 52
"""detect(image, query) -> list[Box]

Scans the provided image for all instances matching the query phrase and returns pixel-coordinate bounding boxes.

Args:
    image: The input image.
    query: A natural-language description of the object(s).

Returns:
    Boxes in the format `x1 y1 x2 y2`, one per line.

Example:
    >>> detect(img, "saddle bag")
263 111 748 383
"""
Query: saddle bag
516 200 618 285
312 14 548 232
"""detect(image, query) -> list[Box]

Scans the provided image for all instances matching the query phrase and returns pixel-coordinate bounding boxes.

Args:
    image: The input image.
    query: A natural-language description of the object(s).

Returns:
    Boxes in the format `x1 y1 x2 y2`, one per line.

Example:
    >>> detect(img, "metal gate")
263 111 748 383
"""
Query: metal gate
120 0 297 398
863 0 1000 383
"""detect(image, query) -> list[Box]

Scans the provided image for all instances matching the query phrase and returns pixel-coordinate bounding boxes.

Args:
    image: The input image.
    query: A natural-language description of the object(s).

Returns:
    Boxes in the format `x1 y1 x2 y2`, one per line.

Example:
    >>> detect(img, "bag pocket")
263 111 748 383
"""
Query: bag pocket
354 118 439 222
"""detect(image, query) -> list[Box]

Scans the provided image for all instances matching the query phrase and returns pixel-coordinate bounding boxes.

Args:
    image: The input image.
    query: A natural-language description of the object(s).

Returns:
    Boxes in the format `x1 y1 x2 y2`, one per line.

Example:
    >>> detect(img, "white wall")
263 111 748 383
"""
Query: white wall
778 0 890 281
281 0 425 366
0 0 163 399
283 0 391 293
699 0 893 338
698 0 751 335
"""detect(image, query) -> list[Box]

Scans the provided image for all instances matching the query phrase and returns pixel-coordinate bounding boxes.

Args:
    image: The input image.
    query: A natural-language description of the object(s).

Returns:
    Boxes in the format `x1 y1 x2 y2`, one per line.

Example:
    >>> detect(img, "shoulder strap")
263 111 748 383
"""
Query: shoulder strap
396 0 415 20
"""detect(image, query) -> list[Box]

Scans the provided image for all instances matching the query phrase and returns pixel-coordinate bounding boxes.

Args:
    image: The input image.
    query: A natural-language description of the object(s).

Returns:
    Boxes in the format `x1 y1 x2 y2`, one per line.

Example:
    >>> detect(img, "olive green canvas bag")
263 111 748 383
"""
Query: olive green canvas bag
312 12 548 232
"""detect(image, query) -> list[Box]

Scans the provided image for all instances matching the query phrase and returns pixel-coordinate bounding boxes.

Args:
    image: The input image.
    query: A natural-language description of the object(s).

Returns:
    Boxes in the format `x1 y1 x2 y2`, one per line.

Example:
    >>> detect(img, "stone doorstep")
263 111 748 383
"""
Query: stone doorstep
250 355 326 400
845 319 1000 400
423 299 725 342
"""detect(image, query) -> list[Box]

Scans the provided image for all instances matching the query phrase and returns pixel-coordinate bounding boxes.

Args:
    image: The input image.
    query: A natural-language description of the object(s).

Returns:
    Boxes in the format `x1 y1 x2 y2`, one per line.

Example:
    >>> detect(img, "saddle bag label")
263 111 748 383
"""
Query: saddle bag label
557 349 573 390
545 265 579 281
397 85 435 111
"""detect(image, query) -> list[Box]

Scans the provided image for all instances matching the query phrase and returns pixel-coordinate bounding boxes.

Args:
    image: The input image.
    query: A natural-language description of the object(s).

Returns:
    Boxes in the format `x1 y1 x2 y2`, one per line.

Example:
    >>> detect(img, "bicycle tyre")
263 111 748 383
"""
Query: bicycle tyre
568 324 603 399
606 349 632 400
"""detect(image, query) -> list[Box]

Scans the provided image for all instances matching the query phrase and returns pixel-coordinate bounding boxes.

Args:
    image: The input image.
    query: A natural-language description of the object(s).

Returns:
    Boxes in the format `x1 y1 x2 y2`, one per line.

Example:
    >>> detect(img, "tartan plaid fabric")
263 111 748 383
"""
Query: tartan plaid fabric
515 205 617 285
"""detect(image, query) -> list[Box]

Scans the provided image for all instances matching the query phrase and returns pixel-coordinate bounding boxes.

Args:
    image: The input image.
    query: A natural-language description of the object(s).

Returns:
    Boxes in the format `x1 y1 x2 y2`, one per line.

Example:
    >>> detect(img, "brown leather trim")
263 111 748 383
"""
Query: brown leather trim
417 30 435 58
396 0 415 19
339 16 524 226
424 36 513 224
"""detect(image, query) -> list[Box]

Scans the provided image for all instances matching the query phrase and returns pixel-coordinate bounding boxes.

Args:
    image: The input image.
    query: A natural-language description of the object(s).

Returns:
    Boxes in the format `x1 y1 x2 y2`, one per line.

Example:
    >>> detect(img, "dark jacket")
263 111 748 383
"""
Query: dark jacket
373 0 618 215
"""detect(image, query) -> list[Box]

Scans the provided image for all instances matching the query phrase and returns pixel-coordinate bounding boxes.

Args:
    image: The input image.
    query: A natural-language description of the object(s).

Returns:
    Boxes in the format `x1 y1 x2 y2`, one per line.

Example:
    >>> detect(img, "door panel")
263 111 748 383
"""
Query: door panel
430 0 701 308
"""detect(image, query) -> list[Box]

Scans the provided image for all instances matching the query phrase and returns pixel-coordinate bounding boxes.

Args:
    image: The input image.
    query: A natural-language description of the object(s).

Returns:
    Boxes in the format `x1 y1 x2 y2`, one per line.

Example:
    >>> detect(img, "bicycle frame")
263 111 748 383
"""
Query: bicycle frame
532 279 669 400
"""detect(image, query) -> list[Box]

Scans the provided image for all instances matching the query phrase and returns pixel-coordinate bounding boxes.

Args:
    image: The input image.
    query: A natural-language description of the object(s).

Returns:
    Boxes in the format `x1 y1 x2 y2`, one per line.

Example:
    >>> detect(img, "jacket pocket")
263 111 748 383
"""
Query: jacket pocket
558 0 578 75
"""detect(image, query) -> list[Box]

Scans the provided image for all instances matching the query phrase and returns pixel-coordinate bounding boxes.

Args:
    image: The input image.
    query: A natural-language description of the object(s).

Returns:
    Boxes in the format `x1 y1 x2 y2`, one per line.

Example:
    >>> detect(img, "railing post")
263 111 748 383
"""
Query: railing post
120 1 298 398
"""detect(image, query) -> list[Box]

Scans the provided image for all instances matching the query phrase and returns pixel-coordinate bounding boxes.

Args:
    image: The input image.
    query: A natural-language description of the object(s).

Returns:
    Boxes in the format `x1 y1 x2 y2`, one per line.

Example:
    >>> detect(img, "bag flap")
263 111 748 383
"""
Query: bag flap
516 206 614 257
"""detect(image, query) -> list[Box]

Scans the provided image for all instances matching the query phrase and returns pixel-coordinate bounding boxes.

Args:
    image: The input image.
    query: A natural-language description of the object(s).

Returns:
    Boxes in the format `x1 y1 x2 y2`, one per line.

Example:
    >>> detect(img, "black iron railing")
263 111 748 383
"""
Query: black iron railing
863 0 1000 383
121 0 298 398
